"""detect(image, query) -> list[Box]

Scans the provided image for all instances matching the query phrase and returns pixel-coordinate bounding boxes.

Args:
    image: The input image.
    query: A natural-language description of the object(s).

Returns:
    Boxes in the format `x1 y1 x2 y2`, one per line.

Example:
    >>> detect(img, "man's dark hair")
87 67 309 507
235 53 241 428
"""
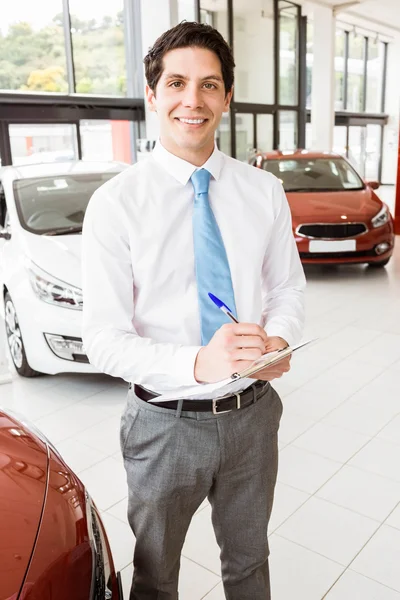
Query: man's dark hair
144 21 235 95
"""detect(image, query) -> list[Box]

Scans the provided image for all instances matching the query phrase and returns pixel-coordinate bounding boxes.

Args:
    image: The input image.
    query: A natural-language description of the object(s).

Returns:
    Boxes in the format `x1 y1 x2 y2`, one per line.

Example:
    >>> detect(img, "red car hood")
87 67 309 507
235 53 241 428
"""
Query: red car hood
0 412 48 600
287 187 382 221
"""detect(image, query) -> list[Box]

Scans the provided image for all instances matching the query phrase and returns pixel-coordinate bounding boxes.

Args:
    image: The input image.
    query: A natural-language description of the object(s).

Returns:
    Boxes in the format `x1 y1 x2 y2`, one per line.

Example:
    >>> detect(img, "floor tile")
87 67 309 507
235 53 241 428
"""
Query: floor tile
283 386 348 420
350 332 400 367
182 506 221 576
179 556 221 600
377 414 400 446
386 504 400 530
322 399 394 437
79 456 128 511
277 445 341 494
349 380 400 420
278 411 316 445
106 496 129 525
276 496 379 565
269 483 310 533
351 525 400 592
120 563 133 599
348 438 400 483
316 465 400 521
303 357 385 397
269 534 344 600
293 422 370 464
34 402 112 444
54 437 109 473
100 511 134 571
325 569 400 599
202 582 225 599
74 414 122 455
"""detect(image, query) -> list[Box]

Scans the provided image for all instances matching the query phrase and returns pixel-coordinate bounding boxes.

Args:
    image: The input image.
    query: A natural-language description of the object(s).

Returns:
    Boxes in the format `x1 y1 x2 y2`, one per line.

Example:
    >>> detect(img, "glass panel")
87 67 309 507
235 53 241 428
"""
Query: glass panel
256 114 273 153
306 21 313 110
347 32 365 112
261 157 364 191
178 0 196 22
200 1 228 42
333 126 347 157
216 113 231 156
279 111 297 150
365 124 381 181
348 126 365 176
80 120 133 163
0 1 67 93
279 1 298 106
13 169 124 234
9 124 78 165
235 113 254 162
69 0 126 96
334 30 346 110
366 40 385 113
232 0 274 104
305 122 312 149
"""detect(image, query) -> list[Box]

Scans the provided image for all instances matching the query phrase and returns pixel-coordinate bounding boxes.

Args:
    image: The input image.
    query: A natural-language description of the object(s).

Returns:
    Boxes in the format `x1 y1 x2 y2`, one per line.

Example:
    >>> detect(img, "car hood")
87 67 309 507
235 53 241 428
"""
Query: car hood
21 231 82 288
0 411 48 600
287 188 383 221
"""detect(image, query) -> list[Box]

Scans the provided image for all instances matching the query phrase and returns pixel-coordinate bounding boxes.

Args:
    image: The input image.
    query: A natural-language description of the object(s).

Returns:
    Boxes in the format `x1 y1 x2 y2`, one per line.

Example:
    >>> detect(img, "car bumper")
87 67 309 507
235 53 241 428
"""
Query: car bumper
295 223 394 264
6 279 98 375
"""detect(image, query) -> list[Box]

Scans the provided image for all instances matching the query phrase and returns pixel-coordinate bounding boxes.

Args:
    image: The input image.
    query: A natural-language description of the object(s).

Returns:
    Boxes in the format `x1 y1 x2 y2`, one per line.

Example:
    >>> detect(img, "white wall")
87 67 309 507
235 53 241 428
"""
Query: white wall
382 35 400 184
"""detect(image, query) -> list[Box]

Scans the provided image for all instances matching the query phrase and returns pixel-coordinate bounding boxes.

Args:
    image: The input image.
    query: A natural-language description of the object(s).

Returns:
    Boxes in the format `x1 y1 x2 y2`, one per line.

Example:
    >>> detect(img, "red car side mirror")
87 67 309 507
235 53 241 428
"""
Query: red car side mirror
366 180 380 190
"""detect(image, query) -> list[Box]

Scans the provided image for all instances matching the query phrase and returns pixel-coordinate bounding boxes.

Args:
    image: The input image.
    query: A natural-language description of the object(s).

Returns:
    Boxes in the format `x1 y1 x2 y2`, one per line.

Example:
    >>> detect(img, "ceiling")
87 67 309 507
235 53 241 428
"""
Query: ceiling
307 0 400 33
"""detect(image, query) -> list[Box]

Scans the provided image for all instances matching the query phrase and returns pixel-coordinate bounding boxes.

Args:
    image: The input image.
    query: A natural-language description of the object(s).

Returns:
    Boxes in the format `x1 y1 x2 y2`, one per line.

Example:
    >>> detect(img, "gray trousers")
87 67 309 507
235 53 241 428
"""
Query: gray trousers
120 383 283 600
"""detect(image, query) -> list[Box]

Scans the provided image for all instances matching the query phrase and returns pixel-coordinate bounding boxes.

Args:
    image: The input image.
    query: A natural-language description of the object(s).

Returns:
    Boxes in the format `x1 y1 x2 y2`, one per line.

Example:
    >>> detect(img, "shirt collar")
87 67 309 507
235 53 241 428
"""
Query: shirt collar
152 139 223 186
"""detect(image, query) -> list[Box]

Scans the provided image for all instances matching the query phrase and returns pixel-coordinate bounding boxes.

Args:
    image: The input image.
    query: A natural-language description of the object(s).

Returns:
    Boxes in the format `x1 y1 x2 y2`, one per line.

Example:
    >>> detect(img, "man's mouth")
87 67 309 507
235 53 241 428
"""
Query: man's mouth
176 117 207 125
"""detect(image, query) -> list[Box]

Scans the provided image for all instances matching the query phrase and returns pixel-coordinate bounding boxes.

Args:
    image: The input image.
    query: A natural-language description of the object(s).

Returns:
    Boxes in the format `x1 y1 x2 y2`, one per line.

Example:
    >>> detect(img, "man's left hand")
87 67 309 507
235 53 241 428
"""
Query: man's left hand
249 335 291 381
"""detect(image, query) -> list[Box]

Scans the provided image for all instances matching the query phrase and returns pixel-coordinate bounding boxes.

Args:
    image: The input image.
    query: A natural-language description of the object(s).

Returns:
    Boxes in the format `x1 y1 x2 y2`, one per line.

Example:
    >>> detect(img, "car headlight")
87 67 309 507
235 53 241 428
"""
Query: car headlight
85 491 115 600
371 205 390 229
27 262 83 310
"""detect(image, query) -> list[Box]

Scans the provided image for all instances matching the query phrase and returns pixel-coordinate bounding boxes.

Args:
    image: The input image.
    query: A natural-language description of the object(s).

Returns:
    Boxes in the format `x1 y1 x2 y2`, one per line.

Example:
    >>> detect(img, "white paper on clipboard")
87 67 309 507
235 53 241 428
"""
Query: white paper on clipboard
149 339 315 403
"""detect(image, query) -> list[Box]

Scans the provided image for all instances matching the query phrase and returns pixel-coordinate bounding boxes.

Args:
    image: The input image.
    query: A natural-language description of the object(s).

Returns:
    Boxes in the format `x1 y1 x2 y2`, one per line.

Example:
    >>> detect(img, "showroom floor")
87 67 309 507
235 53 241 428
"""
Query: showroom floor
1 194 399 599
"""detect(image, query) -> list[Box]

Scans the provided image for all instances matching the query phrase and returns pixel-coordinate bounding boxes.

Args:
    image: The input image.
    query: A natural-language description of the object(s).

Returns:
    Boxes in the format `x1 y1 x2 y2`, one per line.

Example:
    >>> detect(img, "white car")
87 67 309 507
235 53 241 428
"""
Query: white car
0 161 127 377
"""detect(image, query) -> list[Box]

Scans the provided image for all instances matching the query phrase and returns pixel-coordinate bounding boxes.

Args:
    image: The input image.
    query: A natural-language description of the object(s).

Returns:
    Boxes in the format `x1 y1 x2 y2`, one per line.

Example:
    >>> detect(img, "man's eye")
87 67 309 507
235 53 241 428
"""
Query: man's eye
171 81 183 88
203 83 216 89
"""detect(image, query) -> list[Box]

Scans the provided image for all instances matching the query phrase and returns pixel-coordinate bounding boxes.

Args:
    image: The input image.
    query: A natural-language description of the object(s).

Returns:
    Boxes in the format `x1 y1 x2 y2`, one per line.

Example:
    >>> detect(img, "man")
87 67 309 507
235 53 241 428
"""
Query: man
82 21 305 600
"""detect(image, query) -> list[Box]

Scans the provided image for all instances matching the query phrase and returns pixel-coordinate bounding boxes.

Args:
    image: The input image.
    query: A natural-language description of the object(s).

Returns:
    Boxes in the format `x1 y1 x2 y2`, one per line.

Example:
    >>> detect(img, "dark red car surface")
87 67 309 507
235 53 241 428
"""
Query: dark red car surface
0 409 121 600
254 150 395 266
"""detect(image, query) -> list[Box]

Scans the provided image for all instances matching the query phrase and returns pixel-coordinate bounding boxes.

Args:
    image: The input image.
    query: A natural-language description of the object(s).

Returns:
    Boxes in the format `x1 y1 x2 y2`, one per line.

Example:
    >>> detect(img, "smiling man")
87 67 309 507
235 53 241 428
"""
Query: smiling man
82 21 306 600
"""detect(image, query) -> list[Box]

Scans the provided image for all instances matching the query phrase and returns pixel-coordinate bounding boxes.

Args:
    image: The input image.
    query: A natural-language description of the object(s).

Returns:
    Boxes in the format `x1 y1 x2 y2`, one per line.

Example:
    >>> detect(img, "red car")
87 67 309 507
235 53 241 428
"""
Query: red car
254 151 394 267
0 409 122 600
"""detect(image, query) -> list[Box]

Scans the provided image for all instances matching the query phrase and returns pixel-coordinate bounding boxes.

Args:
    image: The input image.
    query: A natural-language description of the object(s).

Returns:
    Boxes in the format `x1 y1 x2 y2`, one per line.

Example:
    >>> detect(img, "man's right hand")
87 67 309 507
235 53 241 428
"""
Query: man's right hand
194 323 269 383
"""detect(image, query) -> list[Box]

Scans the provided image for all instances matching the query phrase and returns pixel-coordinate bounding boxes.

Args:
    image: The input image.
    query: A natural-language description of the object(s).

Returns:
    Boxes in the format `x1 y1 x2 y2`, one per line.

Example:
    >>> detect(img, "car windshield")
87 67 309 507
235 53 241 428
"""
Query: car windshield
261 157 364 192
13 172 119 234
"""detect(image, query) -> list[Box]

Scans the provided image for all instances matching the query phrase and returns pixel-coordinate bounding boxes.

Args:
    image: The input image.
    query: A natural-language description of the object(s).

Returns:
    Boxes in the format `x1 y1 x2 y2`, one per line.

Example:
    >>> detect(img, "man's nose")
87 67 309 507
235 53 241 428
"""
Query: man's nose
182 84 203 109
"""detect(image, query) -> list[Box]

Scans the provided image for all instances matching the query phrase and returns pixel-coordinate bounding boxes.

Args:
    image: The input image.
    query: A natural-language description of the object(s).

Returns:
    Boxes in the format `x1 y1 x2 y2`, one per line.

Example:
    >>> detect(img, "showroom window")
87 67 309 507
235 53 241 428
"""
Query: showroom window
0 0 67 93
278 1 299 106
68 0 126 96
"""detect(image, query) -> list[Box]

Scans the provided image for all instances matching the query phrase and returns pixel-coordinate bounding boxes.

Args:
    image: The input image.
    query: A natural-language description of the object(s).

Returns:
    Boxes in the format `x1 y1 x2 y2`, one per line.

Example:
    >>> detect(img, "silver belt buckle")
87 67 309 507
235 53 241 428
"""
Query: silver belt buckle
212 392 241 415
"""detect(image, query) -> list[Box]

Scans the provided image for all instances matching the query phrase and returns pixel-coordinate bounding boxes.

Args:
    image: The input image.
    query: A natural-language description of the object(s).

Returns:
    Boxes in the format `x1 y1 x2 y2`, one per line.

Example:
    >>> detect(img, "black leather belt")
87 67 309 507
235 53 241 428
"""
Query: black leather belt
132 381 268 414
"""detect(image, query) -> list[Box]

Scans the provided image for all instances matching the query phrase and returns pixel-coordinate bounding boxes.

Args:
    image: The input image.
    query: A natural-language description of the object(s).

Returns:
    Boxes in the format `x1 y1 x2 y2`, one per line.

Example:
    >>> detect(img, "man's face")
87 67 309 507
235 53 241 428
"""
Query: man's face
146 46 232 163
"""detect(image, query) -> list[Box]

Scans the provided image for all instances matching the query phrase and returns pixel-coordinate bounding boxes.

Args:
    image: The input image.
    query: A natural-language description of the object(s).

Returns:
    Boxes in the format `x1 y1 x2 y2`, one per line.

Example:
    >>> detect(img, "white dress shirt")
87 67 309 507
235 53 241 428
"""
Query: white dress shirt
82 141 306 396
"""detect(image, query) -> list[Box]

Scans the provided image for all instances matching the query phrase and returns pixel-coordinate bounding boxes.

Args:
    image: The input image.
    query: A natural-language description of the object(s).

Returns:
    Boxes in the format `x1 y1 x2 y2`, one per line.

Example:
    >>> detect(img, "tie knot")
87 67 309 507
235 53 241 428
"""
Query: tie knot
190 169 211 196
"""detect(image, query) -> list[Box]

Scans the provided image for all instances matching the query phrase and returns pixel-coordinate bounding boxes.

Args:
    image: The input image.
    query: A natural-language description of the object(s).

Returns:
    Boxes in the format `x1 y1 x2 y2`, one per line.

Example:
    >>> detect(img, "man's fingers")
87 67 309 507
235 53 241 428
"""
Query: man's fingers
228 335 266 351
223 322 268 344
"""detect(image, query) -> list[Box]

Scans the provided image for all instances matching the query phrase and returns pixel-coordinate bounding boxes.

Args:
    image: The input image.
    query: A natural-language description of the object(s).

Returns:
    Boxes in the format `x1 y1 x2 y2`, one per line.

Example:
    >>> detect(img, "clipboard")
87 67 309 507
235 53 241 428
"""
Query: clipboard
148 339 316 403
230 339 314 380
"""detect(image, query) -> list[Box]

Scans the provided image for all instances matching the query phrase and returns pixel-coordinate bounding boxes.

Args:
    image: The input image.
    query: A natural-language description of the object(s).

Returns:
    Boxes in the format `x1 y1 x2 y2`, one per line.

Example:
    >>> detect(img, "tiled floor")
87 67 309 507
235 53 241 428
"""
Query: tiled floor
1 239 400 598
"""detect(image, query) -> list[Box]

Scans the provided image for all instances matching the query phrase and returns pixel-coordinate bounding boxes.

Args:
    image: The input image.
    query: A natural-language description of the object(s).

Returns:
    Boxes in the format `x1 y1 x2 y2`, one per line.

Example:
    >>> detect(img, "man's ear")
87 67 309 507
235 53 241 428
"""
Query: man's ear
223 87 233 113
145 84 157 112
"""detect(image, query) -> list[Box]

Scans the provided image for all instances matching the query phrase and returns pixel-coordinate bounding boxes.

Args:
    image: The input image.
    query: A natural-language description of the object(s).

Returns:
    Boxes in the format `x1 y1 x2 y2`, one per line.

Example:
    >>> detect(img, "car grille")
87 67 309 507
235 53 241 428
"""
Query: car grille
299 249 375 259
298 223 367 239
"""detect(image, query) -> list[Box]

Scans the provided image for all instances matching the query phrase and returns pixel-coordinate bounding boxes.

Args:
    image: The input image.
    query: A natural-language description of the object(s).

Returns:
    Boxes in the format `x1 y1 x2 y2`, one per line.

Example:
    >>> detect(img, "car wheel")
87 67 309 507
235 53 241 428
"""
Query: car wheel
4 292 42 377
367 258 390 268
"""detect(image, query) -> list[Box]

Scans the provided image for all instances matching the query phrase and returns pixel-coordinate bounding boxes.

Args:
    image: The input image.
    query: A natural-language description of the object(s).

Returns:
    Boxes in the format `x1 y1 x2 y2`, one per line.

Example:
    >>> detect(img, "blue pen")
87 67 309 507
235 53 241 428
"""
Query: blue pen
208 293 239 324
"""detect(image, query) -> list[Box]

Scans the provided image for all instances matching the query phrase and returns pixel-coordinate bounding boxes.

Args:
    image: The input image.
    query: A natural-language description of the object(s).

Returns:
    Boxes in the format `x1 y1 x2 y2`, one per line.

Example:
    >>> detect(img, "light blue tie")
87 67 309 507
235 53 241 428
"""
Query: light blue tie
191 168 237 345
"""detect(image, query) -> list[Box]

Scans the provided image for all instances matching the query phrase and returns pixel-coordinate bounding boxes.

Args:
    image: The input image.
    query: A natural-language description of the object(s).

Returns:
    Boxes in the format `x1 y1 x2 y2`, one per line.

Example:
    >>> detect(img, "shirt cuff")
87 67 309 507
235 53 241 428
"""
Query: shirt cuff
168 345 203 387
264 324 296 348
